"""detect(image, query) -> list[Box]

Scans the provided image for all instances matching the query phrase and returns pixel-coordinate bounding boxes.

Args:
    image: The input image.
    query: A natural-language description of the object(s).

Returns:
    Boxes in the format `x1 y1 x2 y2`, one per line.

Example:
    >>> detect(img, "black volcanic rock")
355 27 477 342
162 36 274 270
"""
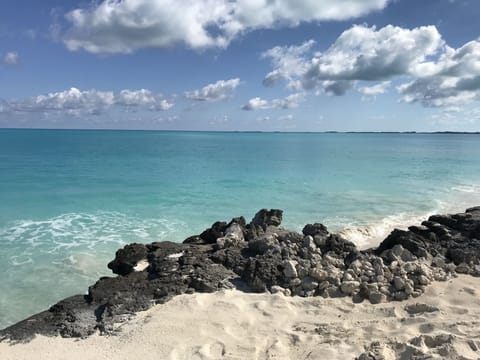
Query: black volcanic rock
2 207 480 343
108 243 148 276
376 207 480 266
375 230 428 259
302 223 329 237
251 209 283 229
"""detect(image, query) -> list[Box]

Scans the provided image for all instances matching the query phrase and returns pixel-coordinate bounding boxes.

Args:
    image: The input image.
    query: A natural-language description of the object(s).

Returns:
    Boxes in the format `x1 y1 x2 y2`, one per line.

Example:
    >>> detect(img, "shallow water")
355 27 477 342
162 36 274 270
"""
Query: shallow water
1 129 479 328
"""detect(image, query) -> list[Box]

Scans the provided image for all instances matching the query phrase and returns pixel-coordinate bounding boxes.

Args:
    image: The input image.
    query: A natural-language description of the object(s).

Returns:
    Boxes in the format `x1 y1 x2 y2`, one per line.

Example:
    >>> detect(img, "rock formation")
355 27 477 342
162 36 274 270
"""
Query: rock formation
1 207 480 343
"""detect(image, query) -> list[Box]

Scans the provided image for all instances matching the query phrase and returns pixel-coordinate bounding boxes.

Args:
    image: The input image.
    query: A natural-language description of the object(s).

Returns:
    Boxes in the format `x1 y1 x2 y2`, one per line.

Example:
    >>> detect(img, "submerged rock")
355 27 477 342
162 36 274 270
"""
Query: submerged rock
1 207 480 342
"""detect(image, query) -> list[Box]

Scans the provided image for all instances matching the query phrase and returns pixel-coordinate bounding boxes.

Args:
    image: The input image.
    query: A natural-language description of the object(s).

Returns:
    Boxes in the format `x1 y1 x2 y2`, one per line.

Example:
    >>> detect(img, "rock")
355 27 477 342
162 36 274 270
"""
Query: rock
301 277 319 291
302 223 329 237
251 209 283 230
404 303 439 315
3 206 480 343
248 234 279 254
283 260 298 278
376 230 427 259
455 263 471 274
225 222 245 241
321 234 357 256
303 235 317 252
199 221 228 244
369 292 387 304
183 221 227 244
340 281 361 295
107 243 148 276
393 276 405 290
310 267 328 281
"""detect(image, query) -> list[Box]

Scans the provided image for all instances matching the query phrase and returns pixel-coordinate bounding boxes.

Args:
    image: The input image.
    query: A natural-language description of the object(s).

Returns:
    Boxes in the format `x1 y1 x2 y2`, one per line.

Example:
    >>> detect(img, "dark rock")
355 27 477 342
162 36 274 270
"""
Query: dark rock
108 243 148 276
302 223 329 237
248 234 279 255
376 230 428 259
199 221 228 244
2 206 480 343
321 234 357 256
250 209 283 230
242 252 284 292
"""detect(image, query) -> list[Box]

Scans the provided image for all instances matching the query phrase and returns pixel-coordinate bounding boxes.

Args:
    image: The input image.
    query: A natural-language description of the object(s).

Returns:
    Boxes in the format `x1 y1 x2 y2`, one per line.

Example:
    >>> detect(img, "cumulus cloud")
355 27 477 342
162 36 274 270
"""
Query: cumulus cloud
0 88 174 115
2 51 19 65
242 93 305 110
116 89 174 110
262 24 480 108
185 78 240 101
263 24 443 95
303 25 443 85
262 40 315 90
63 0 390 53
397 40 480 107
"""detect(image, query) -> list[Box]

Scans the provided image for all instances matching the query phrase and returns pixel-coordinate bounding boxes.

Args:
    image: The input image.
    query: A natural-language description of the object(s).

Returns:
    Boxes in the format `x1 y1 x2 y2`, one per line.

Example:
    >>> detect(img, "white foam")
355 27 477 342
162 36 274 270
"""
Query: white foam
0 211 186 256
338 183 480 249
337 211 435 249
10 255 33 266
451 184 480 193
168 252 184 259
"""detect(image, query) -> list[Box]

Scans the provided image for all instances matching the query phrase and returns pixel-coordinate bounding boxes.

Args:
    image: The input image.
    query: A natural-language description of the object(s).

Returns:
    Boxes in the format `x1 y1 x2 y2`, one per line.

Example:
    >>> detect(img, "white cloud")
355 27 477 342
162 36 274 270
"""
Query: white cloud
397 40 480 107
0 87 174 115
358 81 391 95
63 0 390 53
262 24 480 108
302 24 443 93
262 40 315 90
242 93 305 110
3 51 19 65
262 25 444 96
185 78 240 101
116 89 174 110
243 97 269 110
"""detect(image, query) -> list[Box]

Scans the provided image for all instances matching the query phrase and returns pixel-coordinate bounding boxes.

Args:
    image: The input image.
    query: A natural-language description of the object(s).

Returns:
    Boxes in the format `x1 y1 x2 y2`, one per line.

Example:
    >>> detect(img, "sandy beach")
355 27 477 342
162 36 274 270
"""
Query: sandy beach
2 274 479 360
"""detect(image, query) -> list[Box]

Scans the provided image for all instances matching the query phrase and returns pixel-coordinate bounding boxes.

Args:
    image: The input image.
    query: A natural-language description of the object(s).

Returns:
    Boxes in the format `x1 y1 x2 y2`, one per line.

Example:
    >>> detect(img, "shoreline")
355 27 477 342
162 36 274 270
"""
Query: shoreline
2 196 479 330
1 206 480 344
2 274 480 359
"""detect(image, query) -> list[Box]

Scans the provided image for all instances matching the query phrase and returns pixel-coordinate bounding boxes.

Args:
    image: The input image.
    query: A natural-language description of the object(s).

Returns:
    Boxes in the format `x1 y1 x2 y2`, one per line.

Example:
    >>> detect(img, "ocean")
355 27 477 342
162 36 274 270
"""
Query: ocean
1 129 479 328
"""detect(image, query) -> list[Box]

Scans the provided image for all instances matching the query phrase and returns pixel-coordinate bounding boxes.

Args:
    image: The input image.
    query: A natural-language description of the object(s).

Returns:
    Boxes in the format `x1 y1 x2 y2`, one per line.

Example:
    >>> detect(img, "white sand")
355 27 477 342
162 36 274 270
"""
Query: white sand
2 275 480 360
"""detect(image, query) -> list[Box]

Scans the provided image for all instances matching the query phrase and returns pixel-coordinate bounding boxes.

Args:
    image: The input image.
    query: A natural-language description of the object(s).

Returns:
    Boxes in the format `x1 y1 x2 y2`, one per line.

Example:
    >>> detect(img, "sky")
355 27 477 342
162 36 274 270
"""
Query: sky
0 0 479 132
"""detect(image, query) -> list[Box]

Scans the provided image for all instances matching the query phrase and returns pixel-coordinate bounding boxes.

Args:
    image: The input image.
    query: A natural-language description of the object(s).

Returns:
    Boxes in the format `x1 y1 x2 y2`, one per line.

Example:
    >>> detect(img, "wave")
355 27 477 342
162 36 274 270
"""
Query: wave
0 211 187 269
451 184 480 194
337 210 438 250
338 184 480 249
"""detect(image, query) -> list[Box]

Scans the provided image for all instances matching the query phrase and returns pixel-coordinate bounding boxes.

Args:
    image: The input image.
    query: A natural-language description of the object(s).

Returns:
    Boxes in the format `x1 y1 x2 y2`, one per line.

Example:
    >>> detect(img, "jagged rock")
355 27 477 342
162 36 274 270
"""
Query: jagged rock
248 234 279 254
283 260 298 278
270 285 291 296
108 243 148 276
251 209 283 230
369 292 387 304
301 277 319 291
310 267 328 281
340 281 361 295
302 223 329 237
2 207 480 342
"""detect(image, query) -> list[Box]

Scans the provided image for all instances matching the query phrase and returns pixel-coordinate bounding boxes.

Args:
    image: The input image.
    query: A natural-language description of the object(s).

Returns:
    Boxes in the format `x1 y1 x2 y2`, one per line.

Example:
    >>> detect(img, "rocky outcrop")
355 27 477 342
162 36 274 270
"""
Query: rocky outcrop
1 207 480 342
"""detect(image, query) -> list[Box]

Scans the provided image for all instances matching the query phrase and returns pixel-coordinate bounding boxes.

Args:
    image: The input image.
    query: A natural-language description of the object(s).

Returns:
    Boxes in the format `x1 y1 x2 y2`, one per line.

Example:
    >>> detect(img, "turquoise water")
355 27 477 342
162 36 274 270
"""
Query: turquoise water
1 129 480 328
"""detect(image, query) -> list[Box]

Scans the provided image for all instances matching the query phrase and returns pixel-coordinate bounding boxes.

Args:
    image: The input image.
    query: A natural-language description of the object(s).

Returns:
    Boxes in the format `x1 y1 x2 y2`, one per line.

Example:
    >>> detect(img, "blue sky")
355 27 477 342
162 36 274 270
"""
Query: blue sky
0 0 479 131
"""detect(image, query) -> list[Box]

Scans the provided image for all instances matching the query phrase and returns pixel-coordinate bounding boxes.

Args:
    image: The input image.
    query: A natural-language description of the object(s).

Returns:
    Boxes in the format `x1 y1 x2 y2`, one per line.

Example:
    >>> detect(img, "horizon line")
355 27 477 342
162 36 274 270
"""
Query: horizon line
0 127 479 135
